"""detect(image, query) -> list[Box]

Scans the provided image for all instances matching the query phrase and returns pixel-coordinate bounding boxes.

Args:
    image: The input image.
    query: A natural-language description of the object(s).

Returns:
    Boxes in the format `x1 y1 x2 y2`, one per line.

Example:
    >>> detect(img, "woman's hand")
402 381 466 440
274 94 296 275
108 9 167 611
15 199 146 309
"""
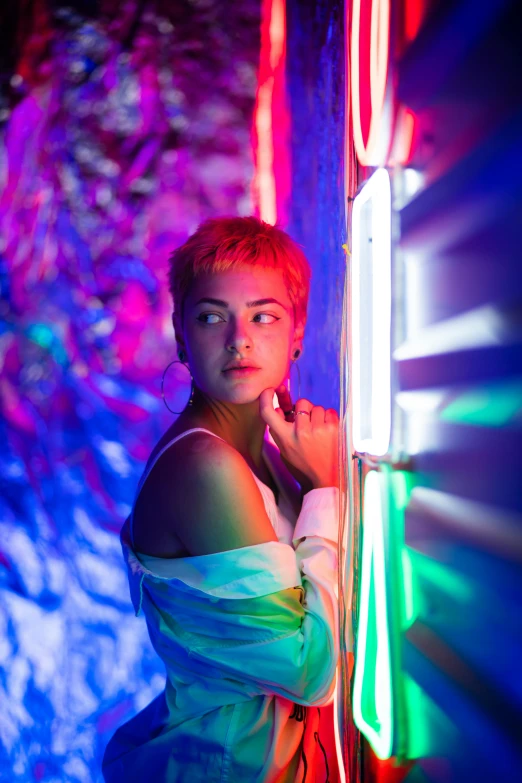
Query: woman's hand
259 386 340 490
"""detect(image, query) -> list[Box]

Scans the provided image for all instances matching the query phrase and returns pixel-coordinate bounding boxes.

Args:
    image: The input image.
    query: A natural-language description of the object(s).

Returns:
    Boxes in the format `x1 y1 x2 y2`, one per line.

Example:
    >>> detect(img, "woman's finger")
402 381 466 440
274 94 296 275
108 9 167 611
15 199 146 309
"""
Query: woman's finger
275 385 295 422
325 408 339 424
294 397 313 432
275 384 293 415
310 405 325 428
259 388 291 439
294 397 313 413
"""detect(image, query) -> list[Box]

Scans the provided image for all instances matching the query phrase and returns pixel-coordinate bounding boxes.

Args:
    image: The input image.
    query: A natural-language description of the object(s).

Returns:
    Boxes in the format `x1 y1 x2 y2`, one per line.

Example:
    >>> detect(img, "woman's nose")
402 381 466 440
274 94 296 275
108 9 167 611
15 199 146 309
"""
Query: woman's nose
226 319 252 353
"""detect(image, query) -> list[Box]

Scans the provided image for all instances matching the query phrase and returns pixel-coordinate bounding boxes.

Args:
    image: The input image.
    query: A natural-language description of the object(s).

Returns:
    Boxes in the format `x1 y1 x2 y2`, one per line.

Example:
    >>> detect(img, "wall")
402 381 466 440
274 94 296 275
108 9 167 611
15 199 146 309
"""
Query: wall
0 2 260 780
347 1 522 781
396 1 522 779
285 0 347 412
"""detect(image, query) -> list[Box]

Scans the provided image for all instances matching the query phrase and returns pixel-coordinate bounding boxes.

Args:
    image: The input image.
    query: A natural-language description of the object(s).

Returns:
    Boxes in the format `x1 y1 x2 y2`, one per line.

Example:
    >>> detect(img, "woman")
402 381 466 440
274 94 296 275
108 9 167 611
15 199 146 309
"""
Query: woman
103 216 341 782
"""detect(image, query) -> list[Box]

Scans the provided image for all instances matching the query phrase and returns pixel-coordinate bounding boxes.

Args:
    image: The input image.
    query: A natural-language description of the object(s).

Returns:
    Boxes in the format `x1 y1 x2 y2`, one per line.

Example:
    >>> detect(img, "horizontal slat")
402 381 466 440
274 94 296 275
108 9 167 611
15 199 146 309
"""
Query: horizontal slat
395 304 519 359
397 379 522 428
399 109 522 254
402 238 521 330
406 487 522 563
403 629 522 782
404 543 522 702
405 619 521 741
400 418 521 511
396 344 522 390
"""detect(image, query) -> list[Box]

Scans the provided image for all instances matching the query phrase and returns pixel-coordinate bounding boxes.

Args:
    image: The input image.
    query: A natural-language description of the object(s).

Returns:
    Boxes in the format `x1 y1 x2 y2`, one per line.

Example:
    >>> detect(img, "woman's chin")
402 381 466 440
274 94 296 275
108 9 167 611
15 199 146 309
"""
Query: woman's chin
210 384 270 406
200 376 283 406
227 391 266 405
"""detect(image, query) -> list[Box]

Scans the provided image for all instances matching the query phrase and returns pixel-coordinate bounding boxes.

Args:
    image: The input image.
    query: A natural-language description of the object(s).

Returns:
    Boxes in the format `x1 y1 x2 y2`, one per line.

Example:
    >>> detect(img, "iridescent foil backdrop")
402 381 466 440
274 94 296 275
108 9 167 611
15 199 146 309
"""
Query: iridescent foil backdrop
0 2 260 779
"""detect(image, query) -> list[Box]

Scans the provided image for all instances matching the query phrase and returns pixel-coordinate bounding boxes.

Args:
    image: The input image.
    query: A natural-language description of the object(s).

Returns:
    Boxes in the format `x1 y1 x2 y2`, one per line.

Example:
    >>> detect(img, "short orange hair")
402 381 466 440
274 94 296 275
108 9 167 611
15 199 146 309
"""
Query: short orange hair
168 216 311 328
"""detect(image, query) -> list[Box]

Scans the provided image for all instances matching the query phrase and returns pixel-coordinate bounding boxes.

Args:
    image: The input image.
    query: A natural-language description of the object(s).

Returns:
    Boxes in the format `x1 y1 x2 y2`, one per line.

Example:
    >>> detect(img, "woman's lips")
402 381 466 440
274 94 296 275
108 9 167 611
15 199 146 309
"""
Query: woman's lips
222 367 261 377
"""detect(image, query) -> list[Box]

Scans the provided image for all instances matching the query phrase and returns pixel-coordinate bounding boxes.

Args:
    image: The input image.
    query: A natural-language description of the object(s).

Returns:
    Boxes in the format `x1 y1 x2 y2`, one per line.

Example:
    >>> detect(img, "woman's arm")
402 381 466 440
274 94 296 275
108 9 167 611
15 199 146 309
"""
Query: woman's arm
181 485 340 707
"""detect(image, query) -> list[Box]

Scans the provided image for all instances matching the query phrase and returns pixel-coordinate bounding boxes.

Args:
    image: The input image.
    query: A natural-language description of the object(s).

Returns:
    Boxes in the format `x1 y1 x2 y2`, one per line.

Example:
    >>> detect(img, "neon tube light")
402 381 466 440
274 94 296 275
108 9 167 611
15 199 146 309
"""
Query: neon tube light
351 168 392 456
254 0 287 225
350 0 391 166
353 470 394 759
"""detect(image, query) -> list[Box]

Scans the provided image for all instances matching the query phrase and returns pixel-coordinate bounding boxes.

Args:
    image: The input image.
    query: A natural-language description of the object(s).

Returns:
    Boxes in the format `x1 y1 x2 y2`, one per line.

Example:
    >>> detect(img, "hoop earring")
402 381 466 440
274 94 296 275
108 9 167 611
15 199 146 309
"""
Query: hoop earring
288 357 301 400
161 360 194 415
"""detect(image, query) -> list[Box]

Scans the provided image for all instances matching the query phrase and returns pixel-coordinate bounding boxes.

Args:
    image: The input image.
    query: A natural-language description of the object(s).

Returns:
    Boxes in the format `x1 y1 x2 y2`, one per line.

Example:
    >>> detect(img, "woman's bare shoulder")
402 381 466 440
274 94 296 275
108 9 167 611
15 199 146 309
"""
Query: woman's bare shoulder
134 430 277 557
158 428 245 479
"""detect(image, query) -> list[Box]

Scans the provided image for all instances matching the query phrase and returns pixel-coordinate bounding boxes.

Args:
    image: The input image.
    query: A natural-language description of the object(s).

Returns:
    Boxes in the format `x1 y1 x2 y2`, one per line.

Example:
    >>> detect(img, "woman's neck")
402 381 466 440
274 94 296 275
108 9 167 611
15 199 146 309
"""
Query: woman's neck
178 388 267 469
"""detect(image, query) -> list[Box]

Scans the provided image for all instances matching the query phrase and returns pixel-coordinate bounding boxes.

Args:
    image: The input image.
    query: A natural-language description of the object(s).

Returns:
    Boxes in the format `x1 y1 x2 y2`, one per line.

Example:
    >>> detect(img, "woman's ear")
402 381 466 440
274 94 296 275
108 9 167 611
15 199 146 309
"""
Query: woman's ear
172 312 187 359
292 318 305 358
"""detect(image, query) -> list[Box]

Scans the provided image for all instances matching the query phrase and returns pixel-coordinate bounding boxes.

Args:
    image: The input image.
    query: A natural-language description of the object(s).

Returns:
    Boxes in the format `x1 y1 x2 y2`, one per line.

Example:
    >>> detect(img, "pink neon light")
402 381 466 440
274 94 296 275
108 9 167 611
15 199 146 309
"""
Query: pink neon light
351 0 391 167
253 0 289 225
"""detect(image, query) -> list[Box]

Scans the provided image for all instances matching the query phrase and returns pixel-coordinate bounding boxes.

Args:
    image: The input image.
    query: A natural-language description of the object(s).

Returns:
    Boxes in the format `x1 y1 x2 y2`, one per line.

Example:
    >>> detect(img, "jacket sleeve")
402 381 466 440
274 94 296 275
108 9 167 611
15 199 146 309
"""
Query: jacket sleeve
178 487 340 707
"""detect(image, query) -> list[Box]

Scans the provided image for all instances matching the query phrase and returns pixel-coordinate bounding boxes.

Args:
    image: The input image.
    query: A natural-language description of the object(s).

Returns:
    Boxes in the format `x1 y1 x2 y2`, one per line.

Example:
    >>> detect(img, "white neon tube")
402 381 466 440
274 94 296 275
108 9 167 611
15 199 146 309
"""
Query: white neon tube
351 167 392 456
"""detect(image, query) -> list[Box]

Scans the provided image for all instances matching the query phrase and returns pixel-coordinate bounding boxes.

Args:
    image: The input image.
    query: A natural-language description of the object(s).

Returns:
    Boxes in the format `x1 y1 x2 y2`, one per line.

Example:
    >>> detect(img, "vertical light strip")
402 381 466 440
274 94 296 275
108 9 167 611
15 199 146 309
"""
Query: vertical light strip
352 168 392 456
333 670 347 783
255 77 277 225
254 0 286 225
353 470 394 759
371 168 392 455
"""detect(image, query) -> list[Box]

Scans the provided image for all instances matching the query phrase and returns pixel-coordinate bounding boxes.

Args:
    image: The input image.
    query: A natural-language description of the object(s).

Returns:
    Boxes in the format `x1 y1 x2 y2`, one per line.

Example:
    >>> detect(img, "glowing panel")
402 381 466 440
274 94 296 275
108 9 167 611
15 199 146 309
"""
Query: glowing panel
353 468 415 761
353 470 393 759
351 168 392 456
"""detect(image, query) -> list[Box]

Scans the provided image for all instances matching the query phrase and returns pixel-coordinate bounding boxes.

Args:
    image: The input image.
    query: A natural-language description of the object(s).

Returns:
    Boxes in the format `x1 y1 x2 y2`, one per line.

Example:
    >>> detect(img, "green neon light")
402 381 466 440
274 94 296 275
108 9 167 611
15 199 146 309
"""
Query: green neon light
353 470 393 759
353 469 417 761
408 549 473 604
441 379 522 427
401 548 416 630
403 673 459 759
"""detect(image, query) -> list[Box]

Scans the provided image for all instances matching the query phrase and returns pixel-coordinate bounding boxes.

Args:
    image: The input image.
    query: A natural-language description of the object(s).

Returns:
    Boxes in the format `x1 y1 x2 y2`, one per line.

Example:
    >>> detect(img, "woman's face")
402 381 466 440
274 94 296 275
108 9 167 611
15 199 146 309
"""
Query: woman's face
178 266 303 406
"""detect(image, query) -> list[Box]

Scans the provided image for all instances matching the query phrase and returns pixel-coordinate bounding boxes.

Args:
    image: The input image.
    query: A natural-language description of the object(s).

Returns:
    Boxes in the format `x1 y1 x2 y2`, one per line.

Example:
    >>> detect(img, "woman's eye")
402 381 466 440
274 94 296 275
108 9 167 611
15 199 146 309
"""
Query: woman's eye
198 313 224 324
253 313 279 324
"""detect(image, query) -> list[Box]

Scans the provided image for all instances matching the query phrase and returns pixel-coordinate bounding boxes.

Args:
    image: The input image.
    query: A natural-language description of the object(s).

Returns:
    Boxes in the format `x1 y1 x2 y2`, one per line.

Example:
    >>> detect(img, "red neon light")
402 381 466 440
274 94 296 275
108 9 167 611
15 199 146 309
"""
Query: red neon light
405 0 425 43
389 107 416 166
351 0 391 167
400 108 416 163
253 0 289 226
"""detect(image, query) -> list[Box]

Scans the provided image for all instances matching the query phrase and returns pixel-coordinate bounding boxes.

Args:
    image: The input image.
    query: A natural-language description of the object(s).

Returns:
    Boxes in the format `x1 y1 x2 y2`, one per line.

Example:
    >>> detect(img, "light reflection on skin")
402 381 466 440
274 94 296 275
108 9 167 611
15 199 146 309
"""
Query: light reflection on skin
172 266 305 466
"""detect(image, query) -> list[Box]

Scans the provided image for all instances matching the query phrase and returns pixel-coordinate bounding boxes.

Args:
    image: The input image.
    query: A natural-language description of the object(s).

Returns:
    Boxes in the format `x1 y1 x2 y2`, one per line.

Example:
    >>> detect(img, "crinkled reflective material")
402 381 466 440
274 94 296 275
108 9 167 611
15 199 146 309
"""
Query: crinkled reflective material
0 3 260 779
